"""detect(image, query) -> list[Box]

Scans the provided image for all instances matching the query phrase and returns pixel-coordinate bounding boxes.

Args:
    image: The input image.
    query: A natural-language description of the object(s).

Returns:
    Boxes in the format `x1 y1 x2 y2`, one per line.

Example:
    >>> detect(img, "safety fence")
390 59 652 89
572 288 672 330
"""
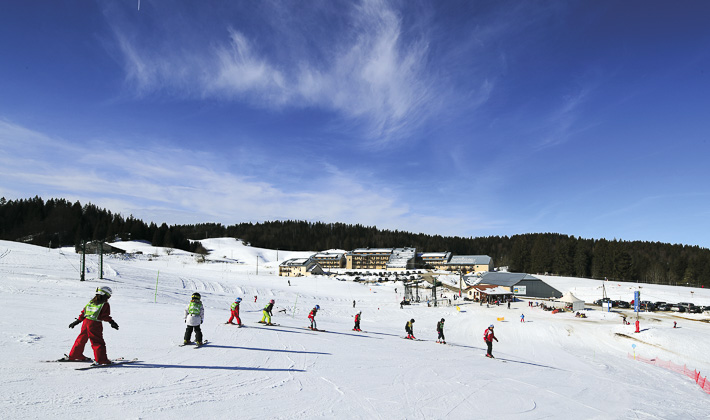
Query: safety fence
628 353 710 395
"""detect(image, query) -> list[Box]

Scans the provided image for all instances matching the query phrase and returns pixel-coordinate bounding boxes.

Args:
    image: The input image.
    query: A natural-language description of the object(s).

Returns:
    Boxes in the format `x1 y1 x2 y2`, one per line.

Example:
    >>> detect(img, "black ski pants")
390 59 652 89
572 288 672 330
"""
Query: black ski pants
184 325 203 343
486 340 493 357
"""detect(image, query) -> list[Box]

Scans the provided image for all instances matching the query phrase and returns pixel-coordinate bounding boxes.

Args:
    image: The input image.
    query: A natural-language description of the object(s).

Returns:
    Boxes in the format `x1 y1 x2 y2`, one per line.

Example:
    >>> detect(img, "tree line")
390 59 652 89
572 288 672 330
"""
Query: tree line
2 197 709 287
0 196 202 253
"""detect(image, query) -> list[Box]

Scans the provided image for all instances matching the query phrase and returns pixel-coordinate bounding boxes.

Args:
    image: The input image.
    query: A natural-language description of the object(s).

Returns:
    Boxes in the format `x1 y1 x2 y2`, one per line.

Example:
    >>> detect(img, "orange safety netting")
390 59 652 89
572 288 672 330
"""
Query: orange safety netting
628 353 709 395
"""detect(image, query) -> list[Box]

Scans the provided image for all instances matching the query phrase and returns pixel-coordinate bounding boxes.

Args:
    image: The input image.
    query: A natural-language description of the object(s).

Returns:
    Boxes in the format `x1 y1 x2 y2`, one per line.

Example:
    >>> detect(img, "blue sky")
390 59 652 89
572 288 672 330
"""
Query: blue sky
1 1 709 248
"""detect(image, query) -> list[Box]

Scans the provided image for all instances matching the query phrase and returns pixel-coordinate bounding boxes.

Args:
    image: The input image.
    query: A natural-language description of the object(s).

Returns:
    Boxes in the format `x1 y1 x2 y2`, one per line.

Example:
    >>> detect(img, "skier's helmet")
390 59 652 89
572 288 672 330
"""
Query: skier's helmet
96 286 112 297
235 297 242 302
410 318 415 323
441 318 445 322
315 305 320 310
269 299 275 303
489 324 494 329
192 292 201 300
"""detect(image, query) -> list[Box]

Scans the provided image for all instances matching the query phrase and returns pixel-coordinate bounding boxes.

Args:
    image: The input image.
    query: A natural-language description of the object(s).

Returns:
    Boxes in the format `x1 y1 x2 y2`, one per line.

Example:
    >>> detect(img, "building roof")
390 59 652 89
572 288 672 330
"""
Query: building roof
387 247 416 268
280 257 313 267
313 252 344 259
475 272 539 287
446 255 492 265
351 248 394 255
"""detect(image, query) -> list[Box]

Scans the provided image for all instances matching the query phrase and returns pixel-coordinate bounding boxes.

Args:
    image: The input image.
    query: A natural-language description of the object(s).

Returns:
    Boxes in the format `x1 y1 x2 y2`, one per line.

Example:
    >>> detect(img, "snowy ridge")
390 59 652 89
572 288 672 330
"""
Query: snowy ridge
1 239 709 418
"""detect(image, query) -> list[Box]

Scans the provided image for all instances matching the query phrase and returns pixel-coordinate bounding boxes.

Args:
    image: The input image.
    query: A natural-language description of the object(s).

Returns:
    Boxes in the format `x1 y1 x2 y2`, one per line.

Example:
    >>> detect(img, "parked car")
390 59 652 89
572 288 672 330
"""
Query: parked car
615 300 630 309
640 301 655 311
688 306 703 314
654 301 667 309
670 304 686 313
677 302 693 309
656 303 672 311
594 298 612 306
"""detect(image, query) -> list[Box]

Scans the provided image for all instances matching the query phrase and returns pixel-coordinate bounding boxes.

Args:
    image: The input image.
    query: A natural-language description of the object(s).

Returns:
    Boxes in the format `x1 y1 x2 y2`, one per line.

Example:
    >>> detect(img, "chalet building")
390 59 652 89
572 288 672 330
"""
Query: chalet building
386 248 417 271
346 248 393 270
443 255 493 274
312 252 346 269
471 272 562 299
420 252 452 269
279 257 324 277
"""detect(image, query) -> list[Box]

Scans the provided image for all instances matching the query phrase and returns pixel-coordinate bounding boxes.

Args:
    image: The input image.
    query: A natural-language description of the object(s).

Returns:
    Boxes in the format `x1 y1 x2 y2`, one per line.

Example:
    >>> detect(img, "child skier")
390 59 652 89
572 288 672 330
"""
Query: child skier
353 311 362 331
68 286 119 364
260 299 275 325
184 293 205 345
436 318 446 344
484 324 498 358
405 318 416 339
227 297 242 325
520 313 525 323
308 305 320 330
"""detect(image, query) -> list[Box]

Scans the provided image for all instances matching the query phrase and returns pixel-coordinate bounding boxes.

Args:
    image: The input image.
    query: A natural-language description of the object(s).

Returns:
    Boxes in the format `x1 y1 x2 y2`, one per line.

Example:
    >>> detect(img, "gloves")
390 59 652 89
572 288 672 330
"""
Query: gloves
68 319 81 329
109 320 119 330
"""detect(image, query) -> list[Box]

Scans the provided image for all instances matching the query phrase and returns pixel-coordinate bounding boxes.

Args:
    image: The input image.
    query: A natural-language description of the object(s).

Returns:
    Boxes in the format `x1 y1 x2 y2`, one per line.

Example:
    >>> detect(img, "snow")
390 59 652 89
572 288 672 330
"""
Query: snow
1 238 709 419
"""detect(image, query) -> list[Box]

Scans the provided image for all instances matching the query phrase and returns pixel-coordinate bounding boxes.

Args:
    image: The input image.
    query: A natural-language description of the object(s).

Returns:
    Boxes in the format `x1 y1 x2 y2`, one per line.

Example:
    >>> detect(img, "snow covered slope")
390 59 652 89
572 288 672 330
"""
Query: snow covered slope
1 239 708 419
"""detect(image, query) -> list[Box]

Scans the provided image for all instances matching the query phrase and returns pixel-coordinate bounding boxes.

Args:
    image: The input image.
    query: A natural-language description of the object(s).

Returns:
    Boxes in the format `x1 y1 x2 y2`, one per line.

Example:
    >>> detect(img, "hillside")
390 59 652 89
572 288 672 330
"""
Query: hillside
1 238 708 419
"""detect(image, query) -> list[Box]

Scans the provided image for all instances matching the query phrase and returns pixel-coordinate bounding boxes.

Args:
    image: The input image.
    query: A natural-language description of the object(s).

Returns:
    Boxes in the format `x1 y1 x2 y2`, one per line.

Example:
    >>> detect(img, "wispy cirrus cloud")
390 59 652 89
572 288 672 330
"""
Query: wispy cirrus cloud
106 0 442 144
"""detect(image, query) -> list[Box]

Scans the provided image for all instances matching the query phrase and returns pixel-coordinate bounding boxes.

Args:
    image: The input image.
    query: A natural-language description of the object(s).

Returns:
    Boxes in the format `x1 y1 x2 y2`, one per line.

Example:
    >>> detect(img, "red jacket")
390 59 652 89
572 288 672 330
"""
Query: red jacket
308 309 317 319
483 328 496 342
354 314 360 322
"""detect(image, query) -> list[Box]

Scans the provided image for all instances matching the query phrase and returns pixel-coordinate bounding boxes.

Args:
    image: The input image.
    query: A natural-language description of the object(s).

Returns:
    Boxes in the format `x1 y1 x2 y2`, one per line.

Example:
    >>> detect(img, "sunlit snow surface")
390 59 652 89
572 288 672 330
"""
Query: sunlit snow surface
1 239 708 419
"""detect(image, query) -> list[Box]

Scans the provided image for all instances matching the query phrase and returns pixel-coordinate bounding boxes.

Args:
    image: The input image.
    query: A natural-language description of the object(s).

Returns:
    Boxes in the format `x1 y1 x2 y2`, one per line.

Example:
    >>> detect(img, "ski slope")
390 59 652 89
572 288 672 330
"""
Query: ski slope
1 238 708 419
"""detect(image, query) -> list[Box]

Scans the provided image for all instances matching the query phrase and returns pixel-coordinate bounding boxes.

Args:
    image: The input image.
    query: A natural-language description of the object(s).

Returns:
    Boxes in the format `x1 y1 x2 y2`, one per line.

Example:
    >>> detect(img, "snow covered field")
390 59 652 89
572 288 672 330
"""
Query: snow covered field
1 238 708 419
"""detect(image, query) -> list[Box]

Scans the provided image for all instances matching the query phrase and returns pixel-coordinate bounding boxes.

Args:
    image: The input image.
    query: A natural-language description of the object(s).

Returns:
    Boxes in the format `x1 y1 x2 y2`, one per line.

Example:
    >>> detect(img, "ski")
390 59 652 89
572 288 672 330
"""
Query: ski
255 322 279 326
43 355 92 363
402 337 423 341
180 339 209 347
224 323 244 327
306 327 326 332
75 358 139 370
194 340 210 348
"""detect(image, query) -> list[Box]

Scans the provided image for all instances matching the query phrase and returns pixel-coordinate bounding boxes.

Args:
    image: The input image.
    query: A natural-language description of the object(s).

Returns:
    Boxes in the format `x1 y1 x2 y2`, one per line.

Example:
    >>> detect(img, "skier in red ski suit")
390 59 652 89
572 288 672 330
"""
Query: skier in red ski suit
353 311 362 331
308 305 320 330
227 298 242 325
483 325 498 358
68 286 119 364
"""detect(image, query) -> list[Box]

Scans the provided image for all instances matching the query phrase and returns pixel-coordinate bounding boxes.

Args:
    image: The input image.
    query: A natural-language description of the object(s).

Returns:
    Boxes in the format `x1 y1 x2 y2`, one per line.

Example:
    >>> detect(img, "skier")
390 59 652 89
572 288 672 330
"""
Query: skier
227 297 242 325
520 313 525 323
353 311 362 331
308 305 320 330
483 324 498 358
353 300 356 308
260 299 275 325
405 318 416 339
184 292 205 345
68 286 119 364
507 301 511 309
436 318 446 344
254 295 257 303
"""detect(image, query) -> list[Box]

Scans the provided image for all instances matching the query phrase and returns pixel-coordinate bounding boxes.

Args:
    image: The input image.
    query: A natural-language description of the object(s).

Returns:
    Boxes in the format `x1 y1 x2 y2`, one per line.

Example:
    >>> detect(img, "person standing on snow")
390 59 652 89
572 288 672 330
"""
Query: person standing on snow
261 299 275 325
184 293 205 345
353 311 362 331
227 297 242 325
436 318 446 344
68 286 119 364
520 313 525 323
308 305 320 330
484 324 498 358
405 319 416 339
